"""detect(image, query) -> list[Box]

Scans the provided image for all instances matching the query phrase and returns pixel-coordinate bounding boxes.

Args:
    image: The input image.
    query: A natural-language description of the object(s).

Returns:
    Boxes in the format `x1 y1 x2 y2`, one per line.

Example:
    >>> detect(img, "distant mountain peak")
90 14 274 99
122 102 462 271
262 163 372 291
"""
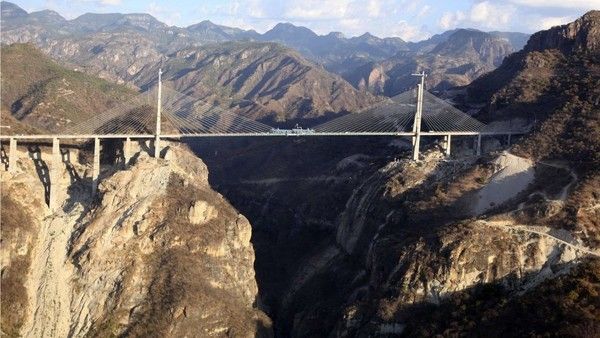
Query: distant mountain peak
273 22 297 29
268 22 316 35
326 31 345 39
263 22 318 41
357 32 377 39
1 1 27 18
189 20 217 28
32 9 63 17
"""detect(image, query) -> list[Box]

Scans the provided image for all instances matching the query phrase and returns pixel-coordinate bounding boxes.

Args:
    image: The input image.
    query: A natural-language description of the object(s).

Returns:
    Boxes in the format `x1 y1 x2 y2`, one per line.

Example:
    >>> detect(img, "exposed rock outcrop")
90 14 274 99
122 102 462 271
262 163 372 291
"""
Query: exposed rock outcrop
0 142 272 337
525 10 600 54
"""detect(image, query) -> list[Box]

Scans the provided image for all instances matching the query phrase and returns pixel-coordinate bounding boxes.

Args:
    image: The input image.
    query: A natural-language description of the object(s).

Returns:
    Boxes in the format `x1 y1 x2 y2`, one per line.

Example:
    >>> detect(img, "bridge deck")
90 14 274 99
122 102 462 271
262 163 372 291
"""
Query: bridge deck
0 130 525 140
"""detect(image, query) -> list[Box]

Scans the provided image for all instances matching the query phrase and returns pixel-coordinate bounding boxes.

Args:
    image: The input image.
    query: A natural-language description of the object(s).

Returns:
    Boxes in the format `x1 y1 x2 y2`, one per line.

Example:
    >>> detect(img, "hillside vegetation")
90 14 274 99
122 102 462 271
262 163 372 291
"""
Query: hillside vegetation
1 43 135 133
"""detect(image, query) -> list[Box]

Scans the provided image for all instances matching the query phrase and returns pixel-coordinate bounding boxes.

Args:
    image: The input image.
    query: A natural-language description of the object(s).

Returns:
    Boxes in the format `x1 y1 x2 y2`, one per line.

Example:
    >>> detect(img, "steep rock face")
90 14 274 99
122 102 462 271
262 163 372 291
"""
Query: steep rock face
467 11 600 111
284 150 598 336
465 11 600 167
525 10 600 54
0 170 47 336
0 143 271 337
432 29 513 66
192 131 597 337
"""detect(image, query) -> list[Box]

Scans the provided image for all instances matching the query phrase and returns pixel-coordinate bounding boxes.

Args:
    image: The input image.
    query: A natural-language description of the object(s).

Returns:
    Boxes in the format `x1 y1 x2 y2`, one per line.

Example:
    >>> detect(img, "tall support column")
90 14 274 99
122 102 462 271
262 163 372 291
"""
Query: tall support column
49 137 60 211
92 137 100 197
123 137 131 167
476 134 482 156
411 71 426 161
444 134 452 157
507 133 512 146
154 68 162 159
8 137 17 173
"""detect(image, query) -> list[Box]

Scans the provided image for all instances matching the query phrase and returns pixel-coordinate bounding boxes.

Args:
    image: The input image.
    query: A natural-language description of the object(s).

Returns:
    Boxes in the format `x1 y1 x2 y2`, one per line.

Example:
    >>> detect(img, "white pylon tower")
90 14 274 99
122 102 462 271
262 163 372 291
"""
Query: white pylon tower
154 68 162 158
411 71 426 161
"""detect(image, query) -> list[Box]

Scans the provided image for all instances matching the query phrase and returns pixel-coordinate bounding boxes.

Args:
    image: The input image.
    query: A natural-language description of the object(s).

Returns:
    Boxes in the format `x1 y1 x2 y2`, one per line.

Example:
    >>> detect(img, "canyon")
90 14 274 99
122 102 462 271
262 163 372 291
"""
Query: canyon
1 141 272 337
1 3 599 338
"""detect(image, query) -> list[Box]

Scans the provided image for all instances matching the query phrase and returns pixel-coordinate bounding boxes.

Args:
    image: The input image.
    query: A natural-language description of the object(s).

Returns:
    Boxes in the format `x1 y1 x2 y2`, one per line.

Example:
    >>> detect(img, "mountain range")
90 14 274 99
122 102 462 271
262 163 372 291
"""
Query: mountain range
1 2 600 337
1 1 530 102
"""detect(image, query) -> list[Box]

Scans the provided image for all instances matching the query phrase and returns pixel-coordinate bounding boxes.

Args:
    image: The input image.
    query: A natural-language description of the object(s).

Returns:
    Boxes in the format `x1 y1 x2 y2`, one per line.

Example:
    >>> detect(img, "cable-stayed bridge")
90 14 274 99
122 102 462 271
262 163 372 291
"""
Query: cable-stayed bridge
1 72 526 209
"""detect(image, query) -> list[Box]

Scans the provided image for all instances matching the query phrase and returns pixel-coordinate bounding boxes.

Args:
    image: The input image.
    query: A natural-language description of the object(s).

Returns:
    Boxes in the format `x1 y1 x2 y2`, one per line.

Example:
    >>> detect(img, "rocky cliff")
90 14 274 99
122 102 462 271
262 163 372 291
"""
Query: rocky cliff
466 10 600 165
0 142 271 337
203 136 599 336
525 10 600 54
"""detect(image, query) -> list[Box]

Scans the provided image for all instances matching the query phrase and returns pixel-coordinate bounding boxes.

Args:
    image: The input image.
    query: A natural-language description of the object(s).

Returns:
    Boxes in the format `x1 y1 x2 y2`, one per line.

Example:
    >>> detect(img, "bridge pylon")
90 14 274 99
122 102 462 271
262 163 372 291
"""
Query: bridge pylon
154 68 162 159
411 71 426 161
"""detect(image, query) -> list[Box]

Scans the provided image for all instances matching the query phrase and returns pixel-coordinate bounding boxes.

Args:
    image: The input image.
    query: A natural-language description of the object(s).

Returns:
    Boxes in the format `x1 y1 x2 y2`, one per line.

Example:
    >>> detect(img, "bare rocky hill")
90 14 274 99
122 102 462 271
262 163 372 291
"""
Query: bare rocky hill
467 10 600 166
142 43 379 125
346 29 517 95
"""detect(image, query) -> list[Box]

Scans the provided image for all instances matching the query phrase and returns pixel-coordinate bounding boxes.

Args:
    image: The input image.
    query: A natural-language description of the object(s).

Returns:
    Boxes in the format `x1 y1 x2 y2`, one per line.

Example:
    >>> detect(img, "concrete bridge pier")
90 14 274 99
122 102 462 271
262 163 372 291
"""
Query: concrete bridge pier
8 137 17 173
92 137 100 197
476 134 482 156
443 135 452 157
153 138 161 159
507 134 512 146
49 137 60 211
412 135 421 161
123 137 131 167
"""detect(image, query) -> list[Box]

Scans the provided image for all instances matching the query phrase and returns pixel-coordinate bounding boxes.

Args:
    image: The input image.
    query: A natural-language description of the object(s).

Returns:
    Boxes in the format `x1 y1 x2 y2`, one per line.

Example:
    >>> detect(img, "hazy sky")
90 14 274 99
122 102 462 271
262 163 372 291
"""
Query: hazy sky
12 0 600 41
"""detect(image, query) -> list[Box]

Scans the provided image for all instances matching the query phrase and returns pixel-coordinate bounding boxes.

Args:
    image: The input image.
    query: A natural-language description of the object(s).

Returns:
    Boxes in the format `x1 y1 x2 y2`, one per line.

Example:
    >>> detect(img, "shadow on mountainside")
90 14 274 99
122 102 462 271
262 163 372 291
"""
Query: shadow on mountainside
342 257 600 337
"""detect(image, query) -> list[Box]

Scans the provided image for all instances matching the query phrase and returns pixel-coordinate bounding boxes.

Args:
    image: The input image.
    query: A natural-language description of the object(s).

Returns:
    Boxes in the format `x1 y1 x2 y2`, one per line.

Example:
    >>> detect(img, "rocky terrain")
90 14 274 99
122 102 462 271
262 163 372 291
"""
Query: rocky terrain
346 29 517 95
1 2 598 337
1 141 271 337
188 12 600 336
146 43 378 125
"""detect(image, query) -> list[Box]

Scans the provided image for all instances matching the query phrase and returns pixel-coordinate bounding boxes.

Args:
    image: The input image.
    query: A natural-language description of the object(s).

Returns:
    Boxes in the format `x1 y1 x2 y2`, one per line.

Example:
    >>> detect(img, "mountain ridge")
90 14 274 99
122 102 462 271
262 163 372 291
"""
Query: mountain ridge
0 1 529 94
345 28 517 95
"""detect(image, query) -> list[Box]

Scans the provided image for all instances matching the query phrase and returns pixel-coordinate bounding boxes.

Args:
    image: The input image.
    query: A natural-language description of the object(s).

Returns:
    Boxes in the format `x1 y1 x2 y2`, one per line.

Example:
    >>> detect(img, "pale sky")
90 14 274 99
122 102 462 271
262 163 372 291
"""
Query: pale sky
11 0 600 41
